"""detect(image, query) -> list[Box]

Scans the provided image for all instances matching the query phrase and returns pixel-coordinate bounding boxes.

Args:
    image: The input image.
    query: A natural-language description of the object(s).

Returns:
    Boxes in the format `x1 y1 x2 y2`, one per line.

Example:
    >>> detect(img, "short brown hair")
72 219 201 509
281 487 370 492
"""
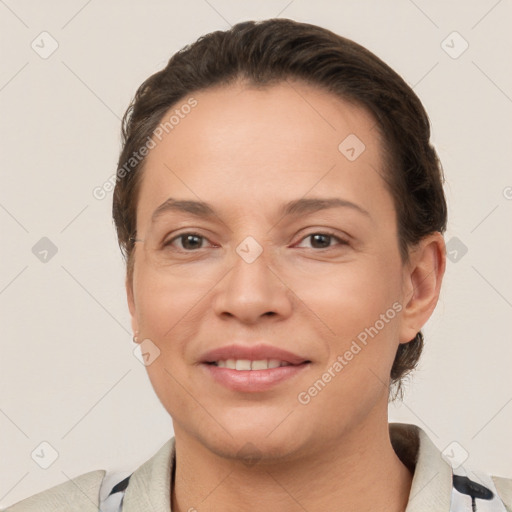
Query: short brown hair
113 18 447 401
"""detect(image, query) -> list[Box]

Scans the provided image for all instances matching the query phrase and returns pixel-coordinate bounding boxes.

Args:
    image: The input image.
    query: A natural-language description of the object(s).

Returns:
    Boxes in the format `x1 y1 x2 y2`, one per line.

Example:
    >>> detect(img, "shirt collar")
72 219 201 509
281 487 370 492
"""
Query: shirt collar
122 422 453 512
390 422 453 512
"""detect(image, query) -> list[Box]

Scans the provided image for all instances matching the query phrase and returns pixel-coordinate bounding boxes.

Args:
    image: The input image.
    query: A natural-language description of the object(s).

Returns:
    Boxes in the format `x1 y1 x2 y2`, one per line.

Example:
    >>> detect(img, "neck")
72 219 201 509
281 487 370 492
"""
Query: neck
170 414 413 512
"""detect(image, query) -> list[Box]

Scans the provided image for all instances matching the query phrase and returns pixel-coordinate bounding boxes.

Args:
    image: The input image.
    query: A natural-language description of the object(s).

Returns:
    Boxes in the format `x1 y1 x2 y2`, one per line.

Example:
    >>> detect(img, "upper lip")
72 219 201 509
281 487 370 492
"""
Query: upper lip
200 344 310 365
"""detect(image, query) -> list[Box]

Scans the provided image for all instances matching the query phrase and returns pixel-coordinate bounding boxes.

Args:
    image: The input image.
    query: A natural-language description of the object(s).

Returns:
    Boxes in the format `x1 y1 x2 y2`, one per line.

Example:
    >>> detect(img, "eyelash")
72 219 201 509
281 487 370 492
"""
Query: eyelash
162 231 349 252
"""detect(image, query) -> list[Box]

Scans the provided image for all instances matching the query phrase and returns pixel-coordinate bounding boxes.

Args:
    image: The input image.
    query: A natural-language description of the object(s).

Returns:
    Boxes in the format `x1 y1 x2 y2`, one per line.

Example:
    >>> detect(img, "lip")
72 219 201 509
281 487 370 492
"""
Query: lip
199 343 311 393
201 361 311 392
200 343 310 366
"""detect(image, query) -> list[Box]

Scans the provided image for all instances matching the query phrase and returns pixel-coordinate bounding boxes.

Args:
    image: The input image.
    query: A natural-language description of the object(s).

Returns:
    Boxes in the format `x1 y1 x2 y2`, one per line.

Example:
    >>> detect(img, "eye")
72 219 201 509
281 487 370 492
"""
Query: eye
162 231 349 252
163 232 212 251
295 232 349 250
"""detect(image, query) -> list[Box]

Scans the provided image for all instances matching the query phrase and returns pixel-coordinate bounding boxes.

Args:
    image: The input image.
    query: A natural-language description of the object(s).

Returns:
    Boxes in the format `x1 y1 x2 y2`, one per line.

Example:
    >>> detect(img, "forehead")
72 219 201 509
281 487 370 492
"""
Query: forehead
156 79 380 162
136 80 391 225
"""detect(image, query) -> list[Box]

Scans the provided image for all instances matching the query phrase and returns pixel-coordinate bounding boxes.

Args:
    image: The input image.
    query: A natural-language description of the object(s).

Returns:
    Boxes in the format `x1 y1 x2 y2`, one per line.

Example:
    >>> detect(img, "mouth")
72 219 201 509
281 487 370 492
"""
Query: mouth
204 359 310 370
200 343 310 367
199 344 311 392
201 357 311 392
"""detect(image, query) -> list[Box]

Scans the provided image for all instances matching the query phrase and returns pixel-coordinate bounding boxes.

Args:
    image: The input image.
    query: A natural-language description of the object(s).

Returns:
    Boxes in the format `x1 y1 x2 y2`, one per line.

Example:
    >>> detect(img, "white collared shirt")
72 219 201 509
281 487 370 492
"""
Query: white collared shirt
98 423 512 512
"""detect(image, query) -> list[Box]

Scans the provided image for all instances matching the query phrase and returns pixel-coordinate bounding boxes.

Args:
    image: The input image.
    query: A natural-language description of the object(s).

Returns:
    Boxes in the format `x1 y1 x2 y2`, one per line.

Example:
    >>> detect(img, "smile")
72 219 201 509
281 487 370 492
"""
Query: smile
207 359 294 370
202 360 310 392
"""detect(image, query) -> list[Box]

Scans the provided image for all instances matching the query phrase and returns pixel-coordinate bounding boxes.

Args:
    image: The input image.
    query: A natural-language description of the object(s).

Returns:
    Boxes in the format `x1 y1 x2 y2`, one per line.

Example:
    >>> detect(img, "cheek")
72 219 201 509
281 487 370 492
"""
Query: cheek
291 256 402 335
133 260 209 337
298 263 404 398
294 283 402 431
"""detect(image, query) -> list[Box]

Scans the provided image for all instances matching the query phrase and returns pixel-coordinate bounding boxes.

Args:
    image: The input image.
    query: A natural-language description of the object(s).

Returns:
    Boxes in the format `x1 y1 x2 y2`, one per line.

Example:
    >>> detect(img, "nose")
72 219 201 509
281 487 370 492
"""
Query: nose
211 243 293 324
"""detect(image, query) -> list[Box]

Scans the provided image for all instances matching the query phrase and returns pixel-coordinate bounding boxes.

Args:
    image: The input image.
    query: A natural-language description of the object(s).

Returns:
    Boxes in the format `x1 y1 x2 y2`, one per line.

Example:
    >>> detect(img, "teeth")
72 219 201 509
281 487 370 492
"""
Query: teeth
251 360 269 370
214 359 291 370
235 359 252 370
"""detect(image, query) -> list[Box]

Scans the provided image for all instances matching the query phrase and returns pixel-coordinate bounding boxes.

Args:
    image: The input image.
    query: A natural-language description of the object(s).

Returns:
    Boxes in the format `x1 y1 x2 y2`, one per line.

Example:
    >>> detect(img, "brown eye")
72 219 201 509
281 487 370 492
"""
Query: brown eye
296 232 349 249
165 233 208 251
309 234 332 249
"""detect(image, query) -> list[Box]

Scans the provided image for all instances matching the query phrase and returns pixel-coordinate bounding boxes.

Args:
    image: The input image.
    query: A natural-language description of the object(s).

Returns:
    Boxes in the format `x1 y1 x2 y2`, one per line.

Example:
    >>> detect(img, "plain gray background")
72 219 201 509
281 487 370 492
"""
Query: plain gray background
1 0 511 507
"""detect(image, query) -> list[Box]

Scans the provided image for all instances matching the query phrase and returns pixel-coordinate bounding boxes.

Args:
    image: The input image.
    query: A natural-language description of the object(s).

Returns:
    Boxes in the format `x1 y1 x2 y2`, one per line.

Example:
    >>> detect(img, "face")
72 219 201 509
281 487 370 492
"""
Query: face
127 80 420 461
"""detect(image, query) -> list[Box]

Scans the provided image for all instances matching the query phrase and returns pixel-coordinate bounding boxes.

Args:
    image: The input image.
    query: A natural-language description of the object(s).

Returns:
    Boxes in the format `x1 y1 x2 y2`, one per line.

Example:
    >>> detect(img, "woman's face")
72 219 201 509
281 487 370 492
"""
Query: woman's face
127 80 430 460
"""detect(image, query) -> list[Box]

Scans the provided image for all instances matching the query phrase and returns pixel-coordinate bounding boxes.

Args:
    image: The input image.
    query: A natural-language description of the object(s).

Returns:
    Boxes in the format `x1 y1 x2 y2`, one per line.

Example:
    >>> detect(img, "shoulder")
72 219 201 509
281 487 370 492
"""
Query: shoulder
2 470 105 512
493 475 512 512
2 438 175 512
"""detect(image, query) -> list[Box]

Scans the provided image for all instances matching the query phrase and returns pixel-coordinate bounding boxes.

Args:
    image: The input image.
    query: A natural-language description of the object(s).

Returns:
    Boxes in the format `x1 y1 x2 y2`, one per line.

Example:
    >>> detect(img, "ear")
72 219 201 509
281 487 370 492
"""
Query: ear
398 232 446 344
126 273 140 342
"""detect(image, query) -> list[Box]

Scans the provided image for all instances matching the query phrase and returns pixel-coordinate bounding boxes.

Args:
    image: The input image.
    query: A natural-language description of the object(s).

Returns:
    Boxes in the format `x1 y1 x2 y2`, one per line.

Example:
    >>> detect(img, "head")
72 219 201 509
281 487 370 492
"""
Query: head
113 19 446 459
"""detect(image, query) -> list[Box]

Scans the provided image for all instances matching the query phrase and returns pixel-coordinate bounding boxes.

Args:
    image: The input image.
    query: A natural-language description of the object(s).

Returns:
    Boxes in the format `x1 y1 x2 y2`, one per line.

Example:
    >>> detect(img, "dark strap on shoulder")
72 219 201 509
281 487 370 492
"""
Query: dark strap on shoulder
109 473 132 495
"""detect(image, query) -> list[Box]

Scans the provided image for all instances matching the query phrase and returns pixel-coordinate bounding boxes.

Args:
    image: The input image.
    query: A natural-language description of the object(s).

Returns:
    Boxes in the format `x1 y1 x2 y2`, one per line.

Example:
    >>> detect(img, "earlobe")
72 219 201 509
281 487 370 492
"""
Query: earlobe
398 232 446 344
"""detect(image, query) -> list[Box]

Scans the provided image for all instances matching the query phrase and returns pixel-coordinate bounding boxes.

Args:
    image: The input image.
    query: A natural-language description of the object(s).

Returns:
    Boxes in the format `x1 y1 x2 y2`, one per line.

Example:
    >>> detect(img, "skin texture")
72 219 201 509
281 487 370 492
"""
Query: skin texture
127 80 446 512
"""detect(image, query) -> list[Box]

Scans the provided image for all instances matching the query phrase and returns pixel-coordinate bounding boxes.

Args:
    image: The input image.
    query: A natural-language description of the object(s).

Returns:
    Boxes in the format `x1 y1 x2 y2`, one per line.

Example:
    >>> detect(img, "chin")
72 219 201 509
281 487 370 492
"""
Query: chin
203 413 309 458
205 432 306 465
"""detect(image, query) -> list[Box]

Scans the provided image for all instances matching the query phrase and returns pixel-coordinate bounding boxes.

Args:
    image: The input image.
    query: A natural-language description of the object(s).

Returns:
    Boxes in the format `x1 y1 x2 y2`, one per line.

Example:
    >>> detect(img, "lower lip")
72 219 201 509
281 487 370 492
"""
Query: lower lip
201 363 310 392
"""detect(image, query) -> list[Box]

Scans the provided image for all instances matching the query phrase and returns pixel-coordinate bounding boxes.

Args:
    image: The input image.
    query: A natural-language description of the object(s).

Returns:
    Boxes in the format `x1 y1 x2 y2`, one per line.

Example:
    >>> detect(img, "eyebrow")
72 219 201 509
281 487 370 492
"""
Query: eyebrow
150 197 371 224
